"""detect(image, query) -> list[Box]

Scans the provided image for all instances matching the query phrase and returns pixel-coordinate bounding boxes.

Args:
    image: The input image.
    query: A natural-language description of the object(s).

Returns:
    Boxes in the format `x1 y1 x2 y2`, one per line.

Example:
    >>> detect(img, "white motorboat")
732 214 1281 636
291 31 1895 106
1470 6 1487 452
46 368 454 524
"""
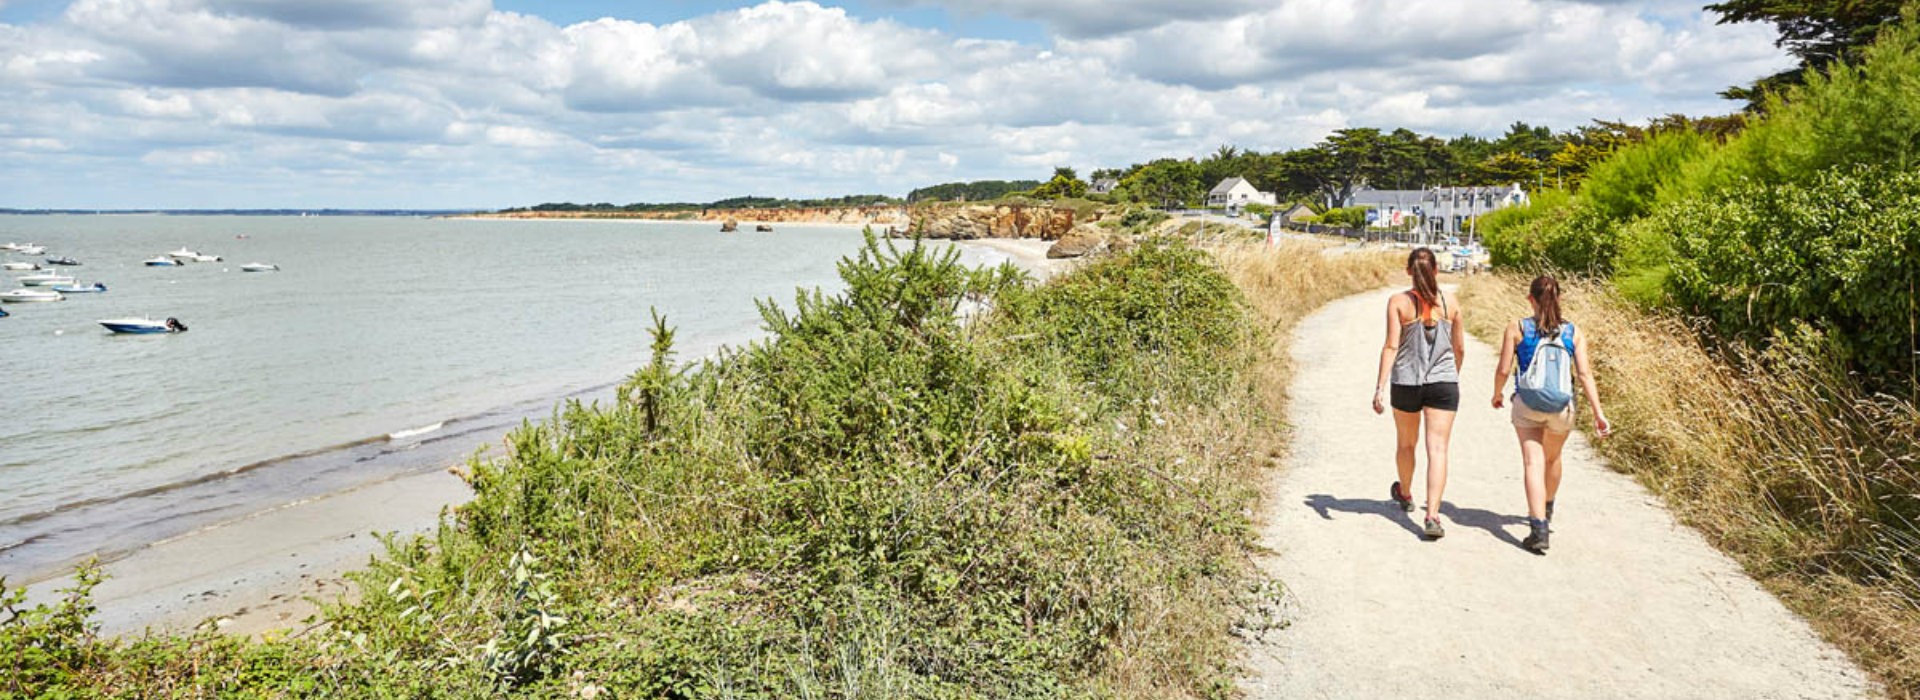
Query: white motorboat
99 317 187 334
17 271 75 287
144 257 182 267
239 262 279 272
2 262 39 271
50 282 106 294
0 288 62 303
189 253 222 263
16 244 46 256
166 247 199 259
0 243 19 252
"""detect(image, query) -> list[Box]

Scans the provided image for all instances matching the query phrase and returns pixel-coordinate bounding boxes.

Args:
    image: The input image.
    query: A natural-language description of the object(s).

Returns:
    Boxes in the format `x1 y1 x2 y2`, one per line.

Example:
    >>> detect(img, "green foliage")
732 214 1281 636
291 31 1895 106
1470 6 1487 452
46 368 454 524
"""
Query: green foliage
1707 0 1909 107
1317 206 1368 229
1578 129 1713 224
6 232 1267 697
1659 165 1920 386
1030 167 1090 200
908 180 1045 203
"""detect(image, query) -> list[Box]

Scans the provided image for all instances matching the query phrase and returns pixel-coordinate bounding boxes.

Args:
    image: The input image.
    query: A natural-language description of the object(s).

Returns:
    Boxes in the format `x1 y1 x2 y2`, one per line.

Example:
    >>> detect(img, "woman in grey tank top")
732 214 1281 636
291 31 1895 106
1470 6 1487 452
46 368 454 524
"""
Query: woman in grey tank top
1372 248 1466 539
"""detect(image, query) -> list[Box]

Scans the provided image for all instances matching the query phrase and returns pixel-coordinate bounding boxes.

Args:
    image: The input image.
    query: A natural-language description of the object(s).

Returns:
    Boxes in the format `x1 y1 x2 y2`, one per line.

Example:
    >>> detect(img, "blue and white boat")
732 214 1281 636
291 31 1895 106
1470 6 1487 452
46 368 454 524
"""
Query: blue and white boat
144 257 182 267
99 317 188 334
51 282 106 294
0 306 9 318
45 257 80 266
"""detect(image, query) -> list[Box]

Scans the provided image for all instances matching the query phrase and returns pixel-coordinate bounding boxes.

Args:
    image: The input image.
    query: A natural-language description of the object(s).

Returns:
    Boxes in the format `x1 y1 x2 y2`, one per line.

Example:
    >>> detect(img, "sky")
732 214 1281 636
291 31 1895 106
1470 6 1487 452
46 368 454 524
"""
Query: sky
0 0 1793 209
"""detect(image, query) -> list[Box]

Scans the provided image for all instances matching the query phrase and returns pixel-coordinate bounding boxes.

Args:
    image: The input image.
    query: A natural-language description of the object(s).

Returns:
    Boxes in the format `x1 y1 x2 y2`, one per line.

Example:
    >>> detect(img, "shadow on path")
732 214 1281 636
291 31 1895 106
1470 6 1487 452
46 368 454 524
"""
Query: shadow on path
1304 493 1533 549
1440 502 1530 550
1303 493 1424 538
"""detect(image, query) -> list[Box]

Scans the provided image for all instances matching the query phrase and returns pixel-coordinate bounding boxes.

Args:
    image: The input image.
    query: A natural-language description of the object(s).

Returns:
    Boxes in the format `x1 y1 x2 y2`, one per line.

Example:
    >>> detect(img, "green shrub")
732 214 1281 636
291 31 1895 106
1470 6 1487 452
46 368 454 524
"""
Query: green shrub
1659 165 1920 387
1579 130 1712 224
1319 206 1367 229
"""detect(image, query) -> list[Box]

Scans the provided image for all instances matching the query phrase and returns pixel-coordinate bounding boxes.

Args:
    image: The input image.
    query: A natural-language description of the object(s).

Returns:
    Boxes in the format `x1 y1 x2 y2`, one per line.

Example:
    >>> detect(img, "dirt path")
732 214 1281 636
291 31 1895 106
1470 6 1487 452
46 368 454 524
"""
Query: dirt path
1239 286 1874 699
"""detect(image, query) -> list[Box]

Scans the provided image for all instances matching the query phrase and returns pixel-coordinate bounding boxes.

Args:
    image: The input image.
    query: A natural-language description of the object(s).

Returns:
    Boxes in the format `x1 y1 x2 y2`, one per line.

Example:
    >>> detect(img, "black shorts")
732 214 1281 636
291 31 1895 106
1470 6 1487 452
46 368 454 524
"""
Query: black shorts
1391 382 1459 413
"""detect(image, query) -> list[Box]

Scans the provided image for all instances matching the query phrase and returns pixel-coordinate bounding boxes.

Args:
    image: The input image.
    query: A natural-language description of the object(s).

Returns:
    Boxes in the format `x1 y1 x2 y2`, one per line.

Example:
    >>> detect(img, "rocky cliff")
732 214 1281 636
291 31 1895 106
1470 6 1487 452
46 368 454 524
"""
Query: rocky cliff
907 204 1077 240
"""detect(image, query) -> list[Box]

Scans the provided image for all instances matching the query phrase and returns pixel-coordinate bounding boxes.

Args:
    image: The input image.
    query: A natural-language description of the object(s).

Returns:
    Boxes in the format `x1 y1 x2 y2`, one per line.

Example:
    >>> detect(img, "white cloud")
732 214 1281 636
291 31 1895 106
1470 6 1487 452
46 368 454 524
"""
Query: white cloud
0 0 1793 208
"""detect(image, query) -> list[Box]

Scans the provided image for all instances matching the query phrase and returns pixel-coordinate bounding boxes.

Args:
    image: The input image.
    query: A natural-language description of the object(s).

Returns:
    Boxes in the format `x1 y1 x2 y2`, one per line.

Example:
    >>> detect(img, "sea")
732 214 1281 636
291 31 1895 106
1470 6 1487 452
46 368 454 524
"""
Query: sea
0 215 1009 583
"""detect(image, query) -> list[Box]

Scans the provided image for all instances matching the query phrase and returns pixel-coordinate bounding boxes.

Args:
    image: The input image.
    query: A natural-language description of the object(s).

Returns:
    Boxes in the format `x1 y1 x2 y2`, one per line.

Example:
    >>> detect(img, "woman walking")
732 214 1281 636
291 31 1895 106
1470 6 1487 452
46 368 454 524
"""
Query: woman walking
1373 248 1466 540
1492 275 1612 554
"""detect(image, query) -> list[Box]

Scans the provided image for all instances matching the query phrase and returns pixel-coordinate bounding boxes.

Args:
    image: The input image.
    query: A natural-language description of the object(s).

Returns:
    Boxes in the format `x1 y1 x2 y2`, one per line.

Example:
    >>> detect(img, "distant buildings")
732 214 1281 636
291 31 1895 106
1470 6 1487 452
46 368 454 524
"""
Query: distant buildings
1344 184 1527 237
1090 178 1120 195
1207 177 1278 210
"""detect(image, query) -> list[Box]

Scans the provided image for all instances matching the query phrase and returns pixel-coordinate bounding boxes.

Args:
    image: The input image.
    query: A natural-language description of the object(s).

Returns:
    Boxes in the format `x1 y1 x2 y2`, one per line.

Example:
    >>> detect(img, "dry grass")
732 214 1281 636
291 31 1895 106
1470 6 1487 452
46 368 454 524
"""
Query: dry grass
1214 241 1403 416
1460 273 1920 699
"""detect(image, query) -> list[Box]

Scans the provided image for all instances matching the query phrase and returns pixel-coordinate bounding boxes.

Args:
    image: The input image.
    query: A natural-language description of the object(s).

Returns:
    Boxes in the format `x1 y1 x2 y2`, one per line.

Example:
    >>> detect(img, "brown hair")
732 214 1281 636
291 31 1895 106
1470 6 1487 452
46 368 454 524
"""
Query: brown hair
1529 275 1564 337
1407 248 1441 311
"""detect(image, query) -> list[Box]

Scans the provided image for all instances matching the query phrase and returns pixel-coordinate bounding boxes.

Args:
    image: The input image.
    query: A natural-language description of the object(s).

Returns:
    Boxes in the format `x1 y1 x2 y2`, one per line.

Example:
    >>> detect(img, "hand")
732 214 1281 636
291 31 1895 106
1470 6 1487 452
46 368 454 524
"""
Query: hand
1594 414 1612 439
1492 393 1505 410
1372 389 1385 415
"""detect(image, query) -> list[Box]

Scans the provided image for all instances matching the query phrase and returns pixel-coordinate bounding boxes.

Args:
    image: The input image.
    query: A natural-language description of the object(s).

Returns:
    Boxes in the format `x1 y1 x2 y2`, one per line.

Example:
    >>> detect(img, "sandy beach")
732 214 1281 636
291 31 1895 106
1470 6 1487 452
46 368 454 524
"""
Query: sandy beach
956 237 1071 280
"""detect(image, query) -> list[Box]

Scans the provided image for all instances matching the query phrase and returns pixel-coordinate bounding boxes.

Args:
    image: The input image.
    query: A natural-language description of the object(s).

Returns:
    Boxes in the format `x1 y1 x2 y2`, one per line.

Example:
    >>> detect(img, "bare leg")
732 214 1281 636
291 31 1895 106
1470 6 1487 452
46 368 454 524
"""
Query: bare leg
1393 409 1421 498
1422 407 1457 516
1517 426 1548 520
1542 429 1572 505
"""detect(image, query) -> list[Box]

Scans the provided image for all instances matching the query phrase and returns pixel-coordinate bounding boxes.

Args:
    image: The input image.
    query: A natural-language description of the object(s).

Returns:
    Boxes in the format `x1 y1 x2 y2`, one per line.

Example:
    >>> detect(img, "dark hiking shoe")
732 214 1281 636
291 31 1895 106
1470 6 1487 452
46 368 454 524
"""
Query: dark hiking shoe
1423 516 1446 540
1390 481 1415 513
1523 518 1551 554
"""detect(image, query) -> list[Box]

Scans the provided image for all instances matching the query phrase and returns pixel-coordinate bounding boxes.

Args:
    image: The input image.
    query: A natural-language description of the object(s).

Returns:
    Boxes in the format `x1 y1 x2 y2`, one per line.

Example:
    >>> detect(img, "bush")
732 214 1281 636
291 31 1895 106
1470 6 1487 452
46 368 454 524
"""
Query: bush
1658 165 1920 387
1319 206 1367 229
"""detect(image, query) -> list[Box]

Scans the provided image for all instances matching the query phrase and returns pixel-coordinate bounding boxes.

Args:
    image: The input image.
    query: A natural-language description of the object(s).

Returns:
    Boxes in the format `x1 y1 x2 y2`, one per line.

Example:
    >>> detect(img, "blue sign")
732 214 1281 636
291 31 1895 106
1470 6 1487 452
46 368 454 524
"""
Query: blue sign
1364 209 1379 224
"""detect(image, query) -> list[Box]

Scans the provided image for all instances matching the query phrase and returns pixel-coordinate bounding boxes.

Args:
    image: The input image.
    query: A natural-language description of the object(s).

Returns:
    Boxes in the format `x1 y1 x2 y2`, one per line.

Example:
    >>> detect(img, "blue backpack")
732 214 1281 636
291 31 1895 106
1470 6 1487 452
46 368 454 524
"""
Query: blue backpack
1516 318 1576 412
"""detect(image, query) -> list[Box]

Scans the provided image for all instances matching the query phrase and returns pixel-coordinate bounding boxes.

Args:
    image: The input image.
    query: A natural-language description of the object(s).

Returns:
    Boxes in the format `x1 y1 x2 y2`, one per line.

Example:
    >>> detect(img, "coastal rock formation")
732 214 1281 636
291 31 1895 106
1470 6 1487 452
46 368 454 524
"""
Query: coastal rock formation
908 204 1077 240
720 219 738 232
755 224 774 232
1046 226 1108 259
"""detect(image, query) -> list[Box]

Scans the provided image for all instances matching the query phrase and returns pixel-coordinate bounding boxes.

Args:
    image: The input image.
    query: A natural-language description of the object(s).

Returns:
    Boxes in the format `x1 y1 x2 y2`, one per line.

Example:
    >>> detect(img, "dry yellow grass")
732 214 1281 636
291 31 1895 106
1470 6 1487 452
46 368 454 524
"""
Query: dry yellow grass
1460 273 1920 699
1215 241 1403 416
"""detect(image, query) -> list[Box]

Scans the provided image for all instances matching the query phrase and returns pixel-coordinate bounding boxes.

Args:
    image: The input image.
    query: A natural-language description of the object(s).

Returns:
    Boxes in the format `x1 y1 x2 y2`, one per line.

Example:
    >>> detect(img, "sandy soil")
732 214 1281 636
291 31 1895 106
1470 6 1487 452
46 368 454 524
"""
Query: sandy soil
956 238 1070 280
27 470 472 639
1239 286 1875 699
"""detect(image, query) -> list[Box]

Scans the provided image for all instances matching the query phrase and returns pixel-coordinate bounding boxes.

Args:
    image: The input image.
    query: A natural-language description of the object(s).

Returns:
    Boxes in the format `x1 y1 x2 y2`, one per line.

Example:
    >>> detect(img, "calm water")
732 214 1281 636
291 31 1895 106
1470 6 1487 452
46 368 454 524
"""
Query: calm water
0 216 1006 581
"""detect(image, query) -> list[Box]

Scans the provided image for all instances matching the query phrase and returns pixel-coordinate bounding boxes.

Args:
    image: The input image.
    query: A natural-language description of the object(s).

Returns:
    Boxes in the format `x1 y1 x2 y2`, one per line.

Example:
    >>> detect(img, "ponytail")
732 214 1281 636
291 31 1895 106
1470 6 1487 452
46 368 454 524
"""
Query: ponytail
1407 248 1441 310
1530 275 1564 337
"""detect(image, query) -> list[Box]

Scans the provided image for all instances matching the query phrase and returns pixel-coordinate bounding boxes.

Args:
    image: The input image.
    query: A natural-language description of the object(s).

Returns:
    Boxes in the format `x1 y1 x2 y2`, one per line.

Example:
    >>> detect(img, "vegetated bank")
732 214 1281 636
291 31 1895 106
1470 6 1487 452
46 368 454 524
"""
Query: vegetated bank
1 232 1395 698
1473 13 1920 697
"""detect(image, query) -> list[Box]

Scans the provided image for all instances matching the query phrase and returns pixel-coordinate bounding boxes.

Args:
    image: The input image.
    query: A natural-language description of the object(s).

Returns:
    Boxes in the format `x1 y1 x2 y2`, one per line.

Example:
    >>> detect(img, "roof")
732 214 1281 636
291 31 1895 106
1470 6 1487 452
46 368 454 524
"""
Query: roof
1209 177 1253 196
1348 184 1526 207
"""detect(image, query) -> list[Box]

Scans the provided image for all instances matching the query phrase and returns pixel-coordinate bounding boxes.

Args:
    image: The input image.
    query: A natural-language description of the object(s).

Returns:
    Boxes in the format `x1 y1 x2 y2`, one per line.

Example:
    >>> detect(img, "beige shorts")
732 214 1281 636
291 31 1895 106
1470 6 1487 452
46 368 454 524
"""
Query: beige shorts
1510 394 1575 433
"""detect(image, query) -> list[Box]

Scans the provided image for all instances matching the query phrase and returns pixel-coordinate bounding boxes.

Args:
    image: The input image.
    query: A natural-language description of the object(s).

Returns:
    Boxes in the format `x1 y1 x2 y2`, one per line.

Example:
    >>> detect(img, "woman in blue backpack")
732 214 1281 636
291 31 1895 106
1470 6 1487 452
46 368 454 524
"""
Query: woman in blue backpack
1373 248 1465 540
1492 275 1612 553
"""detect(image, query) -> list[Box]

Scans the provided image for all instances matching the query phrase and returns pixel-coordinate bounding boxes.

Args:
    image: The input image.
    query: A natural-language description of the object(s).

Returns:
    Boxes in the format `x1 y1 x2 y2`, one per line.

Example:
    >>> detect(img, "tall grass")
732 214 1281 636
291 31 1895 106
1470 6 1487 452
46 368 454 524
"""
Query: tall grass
1460 274 1920 698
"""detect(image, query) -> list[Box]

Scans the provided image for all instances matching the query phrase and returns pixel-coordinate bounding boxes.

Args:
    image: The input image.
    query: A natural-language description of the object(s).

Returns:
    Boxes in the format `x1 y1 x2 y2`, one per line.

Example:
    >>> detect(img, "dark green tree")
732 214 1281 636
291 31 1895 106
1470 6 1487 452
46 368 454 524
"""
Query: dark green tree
1708 0 1910 107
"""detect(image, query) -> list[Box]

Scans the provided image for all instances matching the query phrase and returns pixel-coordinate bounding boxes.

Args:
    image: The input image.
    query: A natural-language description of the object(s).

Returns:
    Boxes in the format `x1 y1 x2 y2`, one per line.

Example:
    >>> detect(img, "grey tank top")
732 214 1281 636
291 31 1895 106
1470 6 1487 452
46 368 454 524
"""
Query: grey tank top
1392 292 1459 386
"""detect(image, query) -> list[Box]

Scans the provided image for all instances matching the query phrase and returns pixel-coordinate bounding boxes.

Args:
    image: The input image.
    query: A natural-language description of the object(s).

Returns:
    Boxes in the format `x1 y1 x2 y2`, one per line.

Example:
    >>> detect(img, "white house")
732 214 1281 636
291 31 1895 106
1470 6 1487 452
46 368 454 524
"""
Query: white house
1090 178 1120 195
1207 177 1278 209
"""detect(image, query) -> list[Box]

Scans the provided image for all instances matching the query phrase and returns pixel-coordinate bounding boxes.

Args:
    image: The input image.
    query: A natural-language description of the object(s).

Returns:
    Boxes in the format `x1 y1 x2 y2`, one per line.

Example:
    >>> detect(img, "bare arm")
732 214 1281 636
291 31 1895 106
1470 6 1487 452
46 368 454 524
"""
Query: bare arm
1574 331 1611 437
1447 291 1467 374
1373 298 1403 415
1491 320 1519 409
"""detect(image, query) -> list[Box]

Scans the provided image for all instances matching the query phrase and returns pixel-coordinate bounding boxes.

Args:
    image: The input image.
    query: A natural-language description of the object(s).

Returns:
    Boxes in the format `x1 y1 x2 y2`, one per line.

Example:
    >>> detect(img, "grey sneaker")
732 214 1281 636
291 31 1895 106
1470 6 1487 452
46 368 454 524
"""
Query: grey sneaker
1423 516 1446 539
1390 481 1415 513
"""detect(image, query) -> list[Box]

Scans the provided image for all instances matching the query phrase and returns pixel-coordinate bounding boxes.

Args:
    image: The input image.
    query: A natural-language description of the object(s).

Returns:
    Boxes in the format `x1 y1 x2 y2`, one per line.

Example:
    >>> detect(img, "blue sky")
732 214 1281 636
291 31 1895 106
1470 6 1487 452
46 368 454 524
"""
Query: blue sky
0 0 1792 209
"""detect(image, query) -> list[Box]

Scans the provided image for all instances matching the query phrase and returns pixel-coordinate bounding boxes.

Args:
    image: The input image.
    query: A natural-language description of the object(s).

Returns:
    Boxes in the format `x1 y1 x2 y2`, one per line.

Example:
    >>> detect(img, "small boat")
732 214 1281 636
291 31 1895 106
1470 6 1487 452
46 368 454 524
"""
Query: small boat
15 244 45 255
0 243 19 252
44 257 81 266
189 254 222 263
17 271 75 286
100 317 188 334
2 262 38 271
239 262 279 272
144 257 182 267
0 306 9 318
755 224 774 232
166 247 199 259
51 282 106 294
0 289 62 303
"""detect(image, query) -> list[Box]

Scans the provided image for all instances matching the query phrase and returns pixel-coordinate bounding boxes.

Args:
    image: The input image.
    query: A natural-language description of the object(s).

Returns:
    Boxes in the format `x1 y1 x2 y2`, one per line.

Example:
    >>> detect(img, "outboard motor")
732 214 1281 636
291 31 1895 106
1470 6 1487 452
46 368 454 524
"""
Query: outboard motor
166 317 187 332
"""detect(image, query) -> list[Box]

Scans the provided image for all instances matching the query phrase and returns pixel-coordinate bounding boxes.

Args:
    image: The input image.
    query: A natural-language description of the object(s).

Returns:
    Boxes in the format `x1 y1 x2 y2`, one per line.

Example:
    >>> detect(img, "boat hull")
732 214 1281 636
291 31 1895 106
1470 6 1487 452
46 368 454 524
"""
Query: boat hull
0 291 62 303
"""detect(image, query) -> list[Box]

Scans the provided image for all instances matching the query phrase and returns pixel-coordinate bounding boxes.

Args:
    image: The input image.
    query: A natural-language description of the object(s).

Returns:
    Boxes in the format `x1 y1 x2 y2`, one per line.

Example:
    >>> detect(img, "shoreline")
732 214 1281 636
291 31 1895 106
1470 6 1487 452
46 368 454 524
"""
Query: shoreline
21 238 1062 640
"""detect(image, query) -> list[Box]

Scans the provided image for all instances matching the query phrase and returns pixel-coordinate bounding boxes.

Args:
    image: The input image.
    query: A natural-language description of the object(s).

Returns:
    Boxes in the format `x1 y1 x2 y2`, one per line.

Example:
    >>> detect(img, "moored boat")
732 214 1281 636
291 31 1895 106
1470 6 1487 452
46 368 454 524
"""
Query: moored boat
44 257 80 266
189 254 222 263
99 317 188 334
144 257 182 267
15 244 45 255
239 262 279 272
2 262 38 271
51 282 107 294
18 271 75 287
0 288 63 303
166 247 199 259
